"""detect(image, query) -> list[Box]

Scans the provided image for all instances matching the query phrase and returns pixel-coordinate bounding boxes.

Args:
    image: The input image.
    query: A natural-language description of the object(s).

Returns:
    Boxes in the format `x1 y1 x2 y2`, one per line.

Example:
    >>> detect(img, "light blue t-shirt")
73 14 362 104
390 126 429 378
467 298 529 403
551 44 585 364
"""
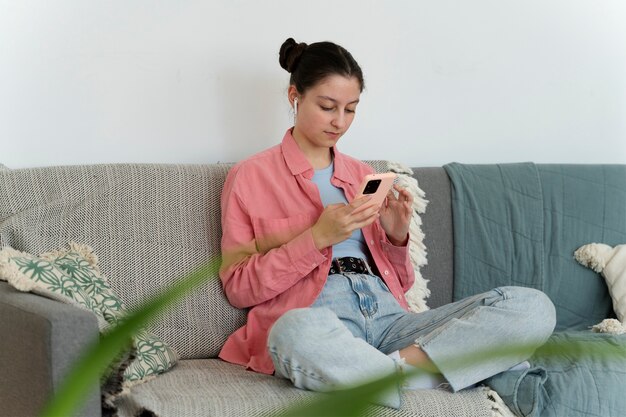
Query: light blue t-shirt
311 162 370 260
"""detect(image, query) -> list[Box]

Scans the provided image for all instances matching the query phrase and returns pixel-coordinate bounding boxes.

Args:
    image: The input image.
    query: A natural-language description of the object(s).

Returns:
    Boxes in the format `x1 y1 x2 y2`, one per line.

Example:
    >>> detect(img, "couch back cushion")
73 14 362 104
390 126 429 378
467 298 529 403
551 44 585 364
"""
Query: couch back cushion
0 163 455 358
412 167 454 308
0 163 245 359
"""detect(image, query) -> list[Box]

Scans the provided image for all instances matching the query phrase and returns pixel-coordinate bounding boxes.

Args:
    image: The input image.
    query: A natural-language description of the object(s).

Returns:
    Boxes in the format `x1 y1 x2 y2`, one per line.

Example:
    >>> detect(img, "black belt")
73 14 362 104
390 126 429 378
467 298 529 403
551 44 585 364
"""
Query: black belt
329 257 373 275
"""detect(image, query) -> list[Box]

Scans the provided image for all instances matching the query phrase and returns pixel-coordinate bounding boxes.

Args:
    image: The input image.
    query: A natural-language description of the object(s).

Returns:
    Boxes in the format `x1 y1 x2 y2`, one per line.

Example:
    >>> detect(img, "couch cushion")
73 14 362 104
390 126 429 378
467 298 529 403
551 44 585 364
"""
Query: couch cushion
0 163 247 359
411 167 454 308
115 359 498 417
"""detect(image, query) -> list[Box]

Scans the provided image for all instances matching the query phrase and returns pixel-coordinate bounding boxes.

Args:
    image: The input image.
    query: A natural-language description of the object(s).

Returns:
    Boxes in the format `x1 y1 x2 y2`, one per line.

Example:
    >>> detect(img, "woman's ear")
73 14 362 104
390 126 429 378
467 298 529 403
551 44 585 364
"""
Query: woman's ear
287 85 299 107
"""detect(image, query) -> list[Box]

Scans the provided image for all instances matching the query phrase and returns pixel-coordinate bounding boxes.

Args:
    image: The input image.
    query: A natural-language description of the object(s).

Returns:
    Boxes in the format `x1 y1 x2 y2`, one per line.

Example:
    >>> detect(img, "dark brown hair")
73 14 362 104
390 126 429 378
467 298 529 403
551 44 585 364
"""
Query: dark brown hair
279 38 364 94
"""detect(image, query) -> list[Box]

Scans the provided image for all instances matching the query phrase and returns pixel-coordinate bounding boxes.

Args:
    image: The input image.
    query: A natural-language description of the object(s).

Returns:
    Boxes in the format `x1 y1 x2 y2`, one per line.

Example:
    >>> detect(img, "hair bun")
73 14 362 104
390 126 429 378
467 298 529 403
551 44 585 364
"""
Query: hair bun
279 38 307 73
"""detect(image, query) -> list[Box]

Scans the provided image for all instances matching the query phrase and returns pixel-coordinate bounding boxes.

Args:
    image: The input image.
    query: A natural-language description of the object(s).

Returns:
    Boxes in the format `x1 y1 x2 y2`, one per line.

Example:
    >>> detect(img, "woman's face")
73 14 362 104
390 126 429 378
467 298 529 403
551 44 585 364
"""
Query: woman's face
290 74 361 155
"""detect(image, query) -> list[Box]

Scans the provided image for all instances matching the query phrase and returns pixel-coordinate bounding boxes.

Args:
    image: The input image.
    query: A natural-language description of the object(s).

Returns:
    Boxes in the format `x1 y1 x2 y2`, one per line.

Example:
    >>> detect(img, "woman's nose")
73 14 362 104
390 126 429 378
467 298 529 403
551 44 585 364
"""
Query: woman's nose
332 111 346 129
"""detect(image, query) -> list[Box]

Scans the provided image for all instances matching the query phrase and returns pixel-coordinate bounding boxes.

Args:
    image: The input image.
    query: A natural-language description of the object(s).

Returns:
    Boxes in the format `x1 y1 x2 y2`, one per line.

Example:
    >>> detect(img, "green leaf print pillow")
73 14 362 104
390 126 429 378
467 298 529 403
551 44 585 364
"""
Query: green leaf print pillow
0 242 179 385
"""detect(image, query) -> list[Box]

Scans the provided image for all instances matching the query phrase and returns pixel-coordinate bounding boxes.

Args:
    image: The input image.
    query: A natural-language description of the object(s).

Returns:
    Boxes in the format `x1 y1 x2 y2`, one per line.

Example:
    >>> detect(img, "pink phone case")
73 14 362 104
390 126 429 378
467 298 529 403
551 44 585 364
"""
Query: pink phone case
353 172 397 210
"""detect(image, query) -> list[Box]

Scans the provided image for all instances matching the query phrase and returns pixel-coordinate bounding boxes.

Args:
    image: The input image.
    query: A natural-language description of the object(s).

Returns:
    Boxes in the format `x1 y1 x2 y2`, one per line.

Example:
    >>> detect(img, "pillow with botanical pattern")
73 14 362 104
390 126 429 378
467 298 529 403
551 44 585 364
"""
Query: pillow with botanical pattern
0 246 110 328
41 245 124 324
0 242 179 385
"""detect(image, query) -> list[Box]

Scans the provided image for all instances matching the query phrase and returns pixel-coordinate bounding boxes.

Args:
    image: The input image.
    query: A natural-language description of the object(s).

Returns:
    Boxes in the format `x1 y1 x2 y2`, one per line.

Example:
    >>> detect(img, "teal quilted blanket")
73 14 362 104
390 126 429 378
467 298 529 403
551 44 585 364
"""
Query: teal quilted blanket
444 163 626 417
488 331 626 417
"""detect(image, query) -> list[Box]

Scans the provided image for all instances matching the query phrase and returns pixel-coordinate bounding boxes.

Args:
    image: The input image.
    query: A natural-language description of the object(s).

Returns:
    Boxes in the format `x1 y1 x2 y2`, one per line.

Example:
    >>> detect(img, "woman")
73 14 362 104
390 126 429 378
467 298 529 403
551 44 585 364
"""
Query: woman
218 38 556 409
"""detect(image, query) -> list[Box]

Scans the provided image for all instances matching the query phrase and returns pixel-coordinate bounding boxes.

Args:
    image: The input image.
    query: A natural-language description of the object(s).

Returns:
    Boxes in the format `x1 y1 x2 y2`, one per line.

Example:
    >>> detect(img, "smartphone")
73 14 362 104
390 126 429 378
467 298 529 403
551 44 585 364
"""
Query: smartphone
352 172 397 211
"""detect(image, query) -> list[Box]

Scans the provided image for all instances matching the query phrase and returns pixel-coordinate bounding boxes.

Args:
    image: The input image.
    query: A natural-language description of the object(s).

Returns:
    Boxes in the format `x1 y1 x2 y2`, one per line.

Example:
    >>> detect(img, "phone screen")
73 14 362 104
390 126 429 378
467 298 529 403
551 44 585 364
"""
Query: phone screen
352 172 396 211
362 180 382 195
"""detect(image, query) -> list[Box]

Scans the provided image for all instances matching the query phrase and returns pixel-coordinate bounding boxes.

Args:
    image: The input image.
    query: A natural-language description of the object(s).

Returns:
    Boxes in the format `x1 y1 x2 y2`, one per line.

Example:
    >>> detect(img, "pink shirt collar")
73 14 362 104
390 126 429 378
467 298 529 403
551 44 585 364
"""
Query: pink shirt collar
280 128 356 185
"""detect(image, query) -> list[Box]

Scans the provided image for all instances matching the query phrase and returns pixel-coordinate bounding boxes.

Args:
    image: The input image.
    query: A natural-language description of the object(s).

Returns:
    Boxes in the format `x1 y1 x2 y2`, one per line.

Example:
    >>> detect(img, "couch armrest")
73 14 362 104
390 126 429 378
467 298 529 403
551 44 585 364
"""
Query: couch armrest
0 281 101 417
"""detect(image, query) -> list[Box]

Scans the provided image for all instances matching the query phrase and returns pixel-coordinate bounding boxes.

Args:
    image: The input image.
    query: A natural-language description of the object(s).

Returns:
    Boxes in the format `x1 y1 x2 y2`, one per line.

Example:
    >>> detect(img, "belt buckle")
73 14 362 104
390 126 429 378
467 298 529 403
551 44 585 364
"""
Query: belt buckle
333 258 345 274
330 258 350 274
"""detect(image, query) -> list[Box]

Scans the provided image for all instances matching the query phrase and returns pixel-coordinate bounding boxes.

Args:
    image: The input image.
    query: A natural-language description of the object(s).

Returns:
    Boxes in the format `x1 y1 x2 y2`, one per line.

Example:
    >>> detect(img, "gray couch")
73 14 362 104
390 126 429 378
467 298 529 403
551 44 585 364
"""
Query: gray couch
0 162 509 417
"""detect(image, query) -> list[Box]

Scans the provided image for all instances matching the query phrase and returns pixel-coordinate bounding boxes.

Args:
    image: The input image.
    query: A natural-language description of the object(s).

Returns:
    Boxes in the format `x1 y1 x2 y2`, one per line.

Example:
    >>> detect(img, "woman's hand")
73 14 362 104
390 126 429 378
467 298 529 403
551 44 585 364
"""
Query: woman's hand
379 185 413 246
312 197 380 250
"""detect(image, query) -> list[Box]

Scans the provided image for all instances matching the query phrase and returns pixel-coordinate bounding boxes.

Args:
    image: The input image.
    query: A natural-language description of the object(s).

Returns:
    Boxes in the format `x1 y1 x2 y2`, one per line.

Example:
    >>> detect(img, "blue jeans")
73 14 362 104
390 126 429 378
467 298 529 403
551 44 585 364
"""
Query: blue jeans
267 273 556 409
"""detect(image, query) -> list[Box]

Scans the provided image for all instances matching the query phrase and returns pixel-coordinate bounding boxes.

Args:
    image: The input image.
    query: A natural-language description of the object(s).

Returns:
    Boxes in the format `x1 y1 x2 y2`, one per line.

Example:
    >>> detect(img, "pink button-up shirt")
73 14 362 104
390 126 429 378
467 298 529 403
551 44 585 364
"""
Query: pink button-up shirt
218 129 415 374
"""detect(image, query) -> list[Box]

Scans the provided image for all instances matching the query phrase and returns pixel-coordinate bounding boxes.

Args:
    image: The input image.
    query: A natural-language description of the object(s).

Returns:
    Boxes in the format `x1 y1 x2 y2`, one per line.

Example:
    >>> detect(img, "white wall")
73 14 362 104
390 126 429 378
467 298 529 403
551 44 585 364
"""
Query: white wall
1 0 625 169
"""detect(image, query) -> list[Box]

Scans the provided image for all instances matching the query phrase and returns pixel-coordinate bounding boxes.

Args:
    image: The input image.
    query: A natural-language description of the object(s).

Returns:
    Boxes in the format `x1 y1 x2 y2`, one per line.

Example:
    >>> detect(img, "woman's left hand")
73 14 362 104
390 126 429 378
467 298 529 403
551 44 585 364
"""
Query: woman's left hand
379 184 413 246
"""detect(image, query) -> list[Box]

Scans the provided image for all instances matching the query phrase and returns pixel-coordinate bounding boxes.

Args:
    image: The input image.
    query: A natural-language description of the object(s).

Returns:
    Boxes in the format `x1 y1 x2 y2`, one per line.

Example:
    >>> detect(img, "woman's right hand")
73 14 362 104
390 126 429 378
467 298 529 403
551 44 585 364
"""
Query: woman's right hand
311 196 380 250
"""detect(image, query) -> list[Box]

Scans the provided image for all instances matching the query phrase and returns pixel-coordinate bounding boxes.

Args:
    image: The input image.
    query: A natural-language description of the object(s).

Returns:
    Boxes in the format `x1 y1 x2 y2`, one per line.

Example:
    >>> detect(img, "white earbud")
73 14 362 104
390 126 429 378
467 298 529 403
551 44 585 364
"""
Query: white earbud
293 98 298 116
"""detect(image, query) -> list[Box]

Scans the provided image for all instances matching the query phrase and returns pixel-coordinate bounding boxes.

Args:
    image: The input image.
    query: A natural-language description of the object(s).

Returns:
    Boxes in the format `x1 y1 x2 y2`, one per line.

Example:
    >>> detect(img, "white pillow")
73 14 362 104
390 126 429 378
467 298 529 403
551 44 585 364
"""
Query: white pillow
575 243 626 331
